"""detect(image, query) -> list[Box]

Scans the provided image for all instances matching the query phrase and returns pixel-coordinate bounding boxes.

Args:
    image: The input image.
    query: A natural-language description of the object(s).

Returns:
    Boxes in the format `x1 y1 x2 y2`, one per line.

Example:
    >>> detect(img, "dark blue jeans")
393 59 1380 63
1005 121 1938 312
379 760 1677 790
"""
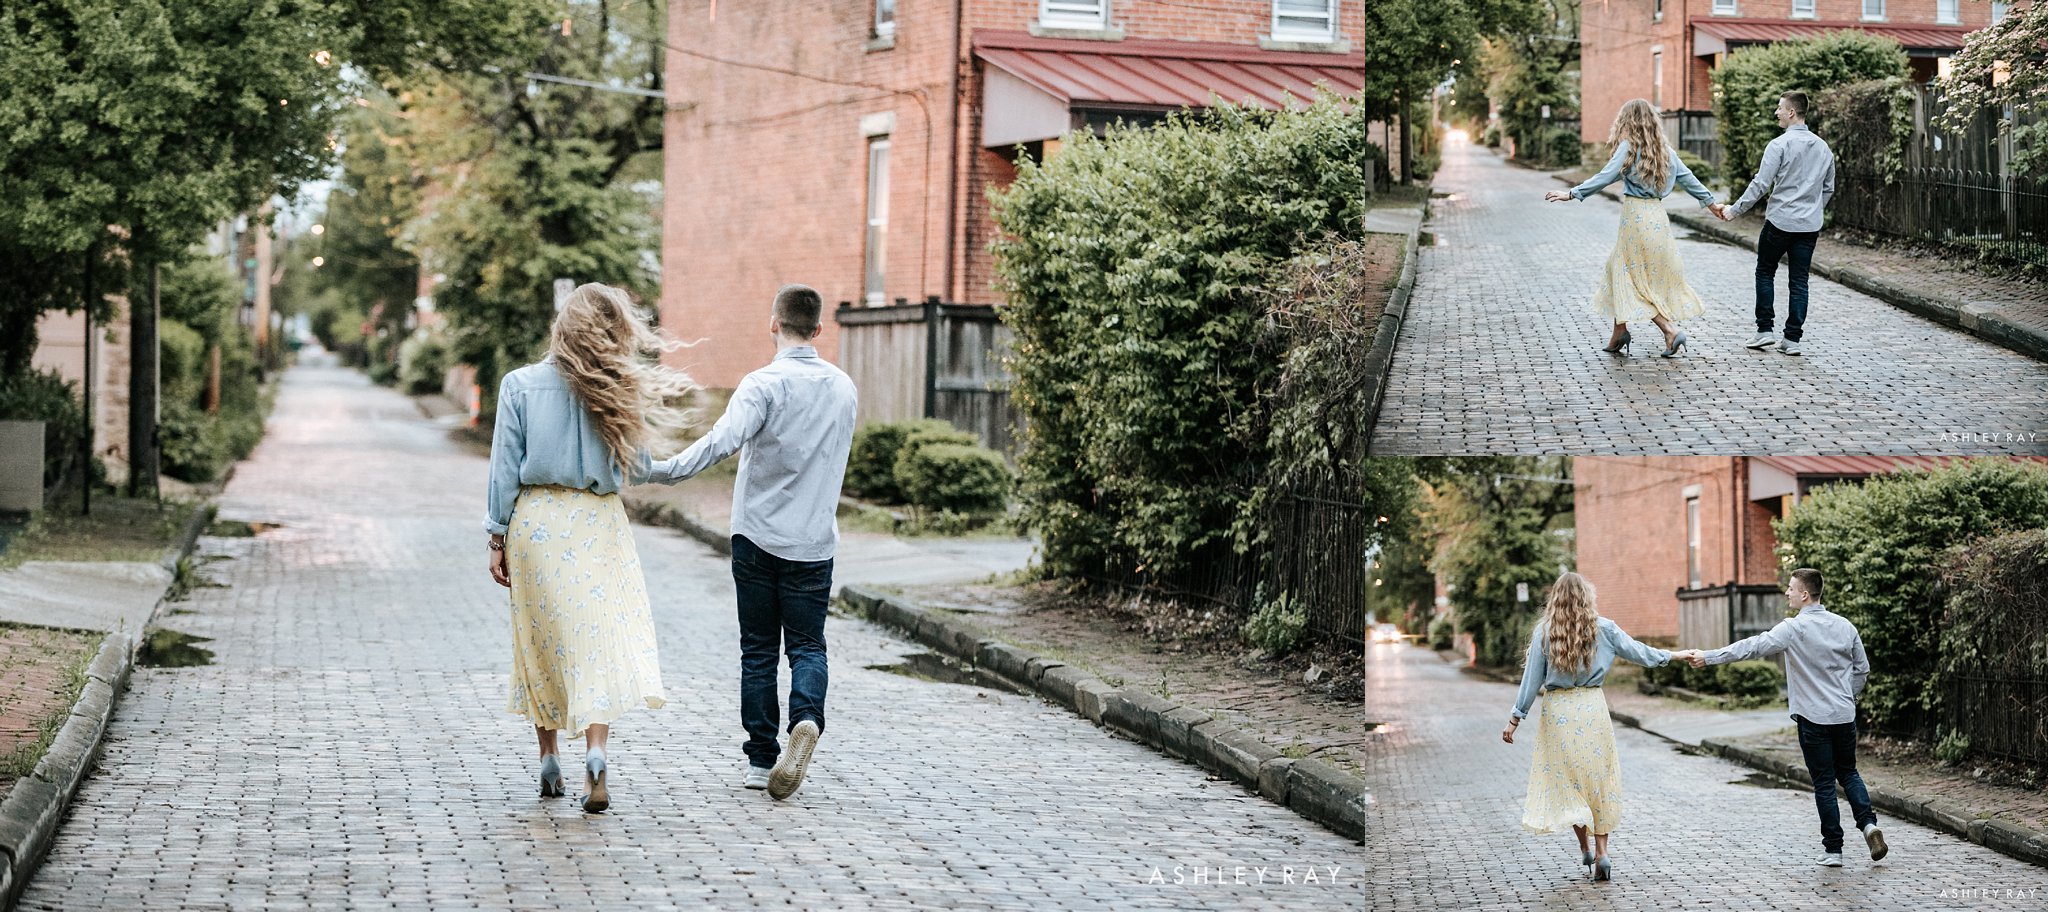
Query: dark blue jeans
1794 715 1878 853
1756 222 1820 341
731 534 832 769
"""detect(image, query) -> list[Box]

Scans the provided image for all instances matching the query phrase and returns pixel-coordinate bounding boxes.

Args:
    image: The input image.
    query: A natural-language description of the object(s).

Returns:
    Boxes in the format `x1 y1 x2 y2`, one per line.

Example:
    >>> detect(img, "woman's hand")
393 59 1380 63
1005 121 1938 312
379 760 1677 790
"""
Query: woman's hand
1501 718 1519 744
489 536 510 588
1544 190 1573 203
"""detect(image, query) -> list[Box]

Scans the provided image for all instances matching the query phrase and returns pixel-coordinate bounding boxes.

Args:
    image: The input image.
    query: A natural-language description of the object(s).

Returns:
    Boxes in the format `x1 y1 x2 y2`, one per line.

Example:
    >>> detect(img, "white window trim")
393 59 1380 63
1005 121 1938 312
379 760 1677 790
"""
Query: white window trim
1651 46 1665 109
1790 0 1816 19
1271 0 1337 44
863 138 891 307
875 0 896 37
1862 0 1886 21
1653 0 1663 23
1711 0 1737 15
1935 0 1959 24
1038 0 1108 30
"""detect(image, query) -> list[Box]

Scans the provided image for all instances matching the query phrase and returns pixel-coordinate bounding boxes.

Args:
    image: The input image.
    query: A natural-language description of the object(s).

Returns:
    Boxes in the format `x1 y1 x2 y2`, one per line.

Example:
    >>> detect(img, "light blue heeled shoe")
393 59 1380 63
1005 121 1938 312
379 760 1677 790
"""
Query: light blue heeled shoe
1594 856 1612 882
1582 848 1595 874
539 753 564 798
583 748 609 814
1603 329 1632 354
1661 330 1689 358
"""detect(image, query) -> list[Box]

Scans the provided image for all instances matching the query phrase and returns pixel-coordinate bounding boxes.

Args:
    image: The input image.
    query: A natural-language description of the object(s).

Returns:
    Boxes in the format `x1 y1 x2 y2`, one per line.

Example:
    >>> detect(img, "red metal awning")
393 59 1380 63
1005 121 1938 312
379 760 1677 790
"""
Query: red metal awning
1691 18 1975 53
973 30 1363 111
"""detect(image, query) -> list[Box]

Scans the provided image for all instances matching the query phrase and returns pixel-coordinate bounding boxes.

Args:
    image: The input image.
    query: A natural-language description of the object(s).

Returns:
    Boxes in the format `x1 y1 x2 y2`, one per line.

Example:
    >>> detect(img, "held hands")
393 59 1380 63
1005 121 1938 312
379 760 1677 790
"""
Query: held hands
1672 649 1709 668
488 536 510 588
1544 190 1574 203
1709 203 1733 221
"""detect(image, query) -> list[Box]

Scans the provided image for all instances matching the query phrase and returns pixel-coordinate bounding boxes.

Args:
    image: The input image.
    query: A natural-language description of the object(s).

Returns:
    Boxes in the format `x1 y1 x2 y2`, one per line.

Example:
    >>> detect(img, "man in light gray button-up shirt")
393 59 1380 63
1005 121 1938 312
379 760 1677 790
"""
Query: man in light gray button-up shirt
648 284 857 801
1724 90 1837 356
1685 568 1886 866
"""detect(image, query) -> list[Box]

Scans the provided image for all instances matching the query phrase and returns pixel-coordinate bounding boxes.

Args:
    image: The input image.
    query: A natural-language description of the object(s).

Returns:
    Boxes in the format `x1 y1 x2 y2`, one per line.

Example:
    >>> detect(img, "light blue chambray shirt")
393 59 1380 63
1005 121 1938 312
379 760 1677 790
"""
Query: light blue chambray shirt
1729 124 1837 233
1511 617 1675 720
1570 139 1718 208
1702 603 1867 726
648 346 857 563
483 356 655 535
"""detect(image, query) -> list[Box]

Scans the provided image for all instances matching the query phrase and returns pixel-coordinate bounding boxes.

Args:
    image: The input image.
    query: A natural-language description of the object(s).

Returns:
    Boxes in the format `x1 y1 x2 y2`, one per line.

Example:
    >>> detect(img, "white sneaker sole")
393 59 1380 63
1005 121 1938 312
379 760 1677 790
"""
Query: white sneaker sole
1746 340 1777 349
768 722 818 801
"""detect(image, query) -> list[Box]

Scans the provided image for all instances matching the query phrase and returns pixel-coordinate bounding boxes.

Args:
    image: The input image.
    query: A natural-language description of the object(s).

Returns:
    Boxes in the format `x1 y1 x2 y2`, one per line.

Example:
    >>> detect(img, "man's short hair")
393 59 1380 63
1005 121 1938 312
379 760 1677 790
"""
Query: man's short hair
1781 91 1811 120
773 284 823 338
1790 567 1823 599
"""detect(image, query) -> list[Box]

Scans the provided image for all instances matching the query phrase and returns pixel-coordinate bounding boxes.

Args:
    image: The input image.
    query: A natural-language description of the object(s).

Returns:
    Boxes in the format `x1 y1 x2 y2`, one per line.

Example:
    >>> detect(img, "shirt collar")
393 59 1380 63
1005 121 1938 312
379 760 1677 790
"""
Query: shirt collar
1797 602 1827 615
775 345 819 361
1787 123 1811 133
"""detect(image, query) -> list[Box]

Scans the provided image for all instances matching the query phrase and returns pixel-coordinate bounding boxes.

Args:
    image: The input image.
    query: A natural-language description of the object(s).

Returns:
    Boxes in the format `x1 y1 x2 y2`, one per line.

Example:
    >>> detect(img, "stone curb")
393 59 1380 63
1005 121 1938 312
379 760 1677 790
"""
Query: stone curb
1551 172 2048 366
1361 199 1426 447
621 497 733 556
1 491 215 911
1695 737 2048 869
838 583 1367 843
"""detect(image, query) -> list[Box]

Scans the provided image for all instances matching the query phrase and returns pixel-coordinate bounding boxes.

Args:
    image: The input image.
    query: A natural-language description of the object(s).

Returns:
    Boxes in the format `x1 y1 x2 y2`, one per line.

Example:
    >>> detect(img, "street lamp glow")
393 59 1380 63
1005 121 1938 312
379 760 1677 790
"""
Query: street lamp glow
311 256 325 267
310 224 325 236
312 49 333 66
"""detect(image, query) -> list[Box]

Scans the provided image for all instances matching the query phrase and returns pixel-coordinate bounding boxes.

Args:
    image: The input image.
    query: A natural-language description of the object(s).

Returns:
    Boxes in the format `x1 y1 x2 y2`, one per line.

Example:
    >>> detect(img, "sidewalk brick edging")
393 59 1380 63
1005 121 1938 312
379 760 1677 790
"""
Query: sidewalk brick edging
0 497 214 911
1695 737 2048 869
839 584 1367 843
1550 170 2048 365
1361 203 1425 446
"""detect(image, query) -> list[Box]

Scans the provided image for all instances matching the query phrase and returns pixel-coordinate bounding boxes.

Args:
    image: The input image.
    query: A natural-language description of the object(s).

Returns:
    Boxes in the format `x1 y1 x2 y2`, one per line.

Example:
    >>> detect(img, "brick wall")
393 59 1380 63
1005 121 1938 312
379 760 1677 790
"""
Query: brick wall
31 302 133 485
1574 456 1746 641
662 0 1365 388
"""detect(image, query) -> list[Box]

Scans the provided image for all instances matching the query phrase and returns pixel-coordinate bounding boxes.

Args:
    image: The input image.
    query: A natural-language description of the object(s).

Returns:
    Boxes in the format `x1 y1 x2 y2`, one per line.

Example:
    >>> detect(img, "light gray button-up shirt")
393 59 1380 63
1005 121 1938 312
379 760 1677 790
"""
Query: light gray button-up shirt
1702 603 1868 725
1729 124 1837 233
648 346 858 562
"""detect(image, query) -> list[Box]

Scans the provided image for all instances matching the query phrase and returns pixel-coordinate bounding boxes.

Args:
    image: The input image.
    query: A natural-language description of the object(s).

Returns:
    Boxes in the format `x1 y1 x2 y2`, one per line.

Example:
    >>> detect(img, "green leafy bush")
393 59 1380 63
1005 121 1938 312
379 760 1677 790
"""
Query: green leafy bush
1934 527 2048 764
895 442 1012 516
1714 660 1787 700
1428 613 1454 650
1676 149 1720 189
1711 31 1908 188
846 419 958 503
1814 77 1915 186
1482 122 1502 148
991 97 1367 581
0 368 89 494
1243 588 1307 653
1933 729 1972 765
398 332 450 396
1774 459 2048 732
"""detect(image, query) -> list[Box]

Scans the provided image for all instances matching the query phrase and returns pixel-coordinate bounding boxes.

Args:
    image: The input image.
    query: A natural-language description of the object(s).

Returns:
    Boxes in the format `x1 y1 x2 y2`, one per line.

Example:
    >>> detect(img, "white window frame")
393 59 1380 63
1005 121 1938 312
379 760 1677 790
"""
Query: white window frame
863 138 891 307
1272 0 1337 43
1686 495 1703 590
1711 0 1737 15
1791 0 1815 18
1039 0 1108 30
1993 1 2012 22
875 0 896 37
1935 0 1957 23
1653 0 1663 22
1652 48 1664 108
1862 0 1885 21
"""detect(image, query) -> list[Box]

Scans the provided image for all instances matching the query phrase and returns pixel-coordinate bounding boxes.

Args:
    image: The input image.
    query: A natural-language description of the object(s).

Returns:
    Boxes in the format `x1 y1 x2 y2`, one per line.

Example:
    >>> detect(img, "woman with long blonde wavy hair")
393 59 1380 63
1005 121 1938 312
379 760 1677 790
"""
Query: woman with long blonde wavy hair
1545 99 1730 358
482 282 695 814
1501 571 1692 882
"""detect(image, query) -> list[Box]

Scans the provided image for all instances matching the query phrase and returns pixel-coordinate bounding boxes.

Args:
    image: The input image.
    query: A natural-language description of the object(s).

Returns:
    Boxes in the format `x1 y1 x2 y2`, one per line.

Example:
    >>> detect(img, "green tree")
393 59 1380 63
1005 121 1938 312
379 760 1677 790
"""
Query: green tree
1418 457 1575 667
1711 31 1908 188
1936 3 2047 177
1480 0 1581 165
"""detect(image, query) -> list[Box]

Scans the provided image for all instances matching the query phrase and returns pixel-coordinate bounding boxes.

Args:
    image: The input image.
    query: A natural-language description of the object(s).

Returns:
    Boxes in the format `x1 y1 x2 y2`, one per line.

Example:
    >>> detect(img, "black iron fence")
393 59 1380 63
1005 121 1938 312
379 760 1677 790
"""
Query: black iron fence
1939 675 2048 766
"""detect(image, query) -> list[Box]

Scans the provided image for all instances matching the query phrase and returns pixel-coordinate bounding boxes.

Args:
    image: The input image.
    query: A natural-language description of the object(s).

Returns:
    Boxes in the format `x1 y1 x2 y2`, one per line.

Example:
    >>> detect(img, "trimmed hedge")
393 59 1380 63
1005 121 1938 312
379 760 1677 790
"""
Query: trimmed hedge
1647 658 1786 704
1711 31 1908 189
1774 459 2048 732
895 441 1012 516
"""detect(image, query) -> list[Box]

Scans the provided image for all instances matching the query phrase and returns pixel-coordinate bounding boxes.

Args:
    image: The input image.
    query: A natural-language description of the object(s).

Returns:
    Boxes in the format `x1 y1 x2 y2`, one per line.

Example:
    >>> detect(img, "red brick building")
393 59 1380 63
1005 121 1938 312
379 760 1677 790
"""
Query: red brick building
660 0 1363 391
1575 455 2046 648
1578 0 2020 162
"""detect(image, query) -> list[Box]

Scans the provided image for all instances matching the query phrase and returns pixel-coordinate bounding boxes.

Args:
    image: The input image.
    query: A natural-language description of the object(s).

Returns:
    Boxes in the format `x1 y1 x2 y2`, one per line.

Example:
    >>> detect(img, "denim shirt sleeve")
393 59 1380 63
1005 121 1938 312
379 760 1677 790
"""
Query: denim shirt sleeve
647 375 770 484
1671 151 1716 207
1511 623 1548 720
1571 141 1631 201
483 376 525 535
1604 620 1672 668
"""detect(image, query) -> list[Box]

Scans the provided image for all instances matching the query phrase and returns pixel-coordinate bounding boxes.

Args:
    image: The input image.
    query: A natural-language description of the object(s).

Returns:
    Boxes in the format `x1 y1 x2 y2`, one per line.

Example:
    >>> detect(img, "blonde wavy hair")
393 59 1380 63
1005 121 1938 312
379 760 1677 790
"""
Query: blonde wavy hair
549 283 696 477
1609 99 1672 191
1542 571 1601 675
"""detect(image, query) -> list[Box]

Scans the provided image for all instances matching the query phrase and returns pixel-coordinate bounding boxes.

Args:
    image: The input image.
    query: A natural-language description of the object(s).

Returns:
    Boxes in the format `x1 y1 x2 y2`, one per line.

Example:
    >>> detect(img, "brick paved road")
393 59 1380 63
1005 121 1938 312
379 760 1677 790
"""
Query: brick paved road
1371 135 2048 455
1360 640 2048 911
19 362 1363 911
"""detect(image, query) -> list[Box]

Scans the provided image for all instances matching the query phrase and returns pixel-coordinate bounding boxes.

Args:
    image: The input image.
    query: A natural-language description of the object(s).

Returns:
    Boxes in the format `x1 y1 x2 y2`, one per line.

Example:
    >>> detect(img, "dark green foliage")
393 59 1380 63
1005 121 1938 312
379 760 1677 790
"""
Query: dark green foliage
1421 457 1575 668
1934 528 2048 763
1814 78 1915 186
1774 459 2048 732
1676 149 1720 189
1714 660 1787 700
398 333 451 396
1428 613 1454 650
0 369 88 493
846 419 956 503
1711 31 1908 189
895 443 1013 516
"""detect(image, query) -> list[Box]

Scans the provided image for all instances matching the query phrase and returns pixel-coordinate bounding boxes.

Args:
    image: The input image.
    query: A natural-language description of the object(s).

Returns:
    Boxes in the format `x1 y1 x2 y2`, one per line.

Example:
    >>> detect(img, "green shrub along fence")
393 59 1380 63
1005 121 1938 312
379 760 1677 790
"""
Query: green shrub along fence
1773 459 2048 747
156 254 269 483
1936 528 2048 766
842 418 1012 522
1646 659 1787 708
1711 30 1908 189
0 368 92 497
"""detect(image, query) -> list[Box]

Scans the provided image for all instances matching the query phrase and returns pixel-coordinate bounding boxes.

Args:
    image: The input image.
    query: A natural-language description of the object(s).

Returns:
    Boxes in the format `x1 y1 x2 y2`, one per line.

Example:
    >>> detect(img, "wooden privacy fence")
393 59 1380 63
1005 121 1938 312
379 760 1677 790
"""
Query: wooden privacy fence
833 298 1019 453
1831 85 2048 269
1677 583 1786 652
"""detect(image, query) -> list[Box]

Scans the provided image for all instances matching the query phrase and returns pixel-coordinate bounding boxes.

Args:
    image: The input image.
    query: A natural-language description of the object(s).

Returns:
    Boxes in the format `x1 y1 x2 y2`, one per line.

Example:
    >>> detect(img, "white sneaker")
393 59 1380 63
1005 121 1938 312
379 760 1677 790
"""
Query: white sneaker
1745 333 1778 349
768 720 820 800
1779 339 1802 356
743 764 771 789
1817 852 1843 867
1864 824 1888 861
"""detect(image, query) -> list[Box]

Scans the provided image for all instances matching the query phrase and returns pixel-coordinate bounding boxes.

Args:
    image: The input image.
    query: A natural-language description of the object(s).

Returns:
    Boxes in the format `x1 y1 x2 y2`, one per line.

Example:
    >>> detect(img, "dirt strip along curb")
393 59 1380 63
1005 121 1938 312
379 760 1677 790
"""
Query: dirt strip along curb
1361 201 1426 446
839 583 1367 844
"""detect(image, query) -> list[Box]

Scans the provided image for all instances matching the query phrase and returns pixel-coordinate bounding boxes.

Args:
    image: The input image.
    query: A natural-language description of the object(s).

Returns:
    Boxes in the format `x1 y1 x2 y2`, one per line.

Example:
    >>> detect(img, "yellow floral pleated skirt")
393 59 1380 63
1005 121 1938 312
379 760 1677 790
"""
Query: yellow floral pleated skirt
1522 686 1624 836
505 484 666 739
1592 197 1708 323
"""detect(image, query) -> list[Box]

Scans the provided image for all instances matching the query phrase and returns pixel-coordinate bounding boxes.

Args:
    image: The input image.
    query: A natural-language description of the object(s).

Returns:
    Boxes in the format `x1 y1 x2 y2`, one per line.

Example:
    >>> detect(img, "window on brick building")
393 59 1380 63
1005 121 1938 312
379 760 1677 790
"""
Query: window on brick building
1711 0 1736 14
1653 0 1663 22
1791 0 1814 18
1993 1 2011 22
1862 0 1885 20
864 138 890 306
1686 495 1702 589
1652 50 1663 107
1936 0 1959 22
1040 0 1108 30
876 0 896 36
1273 0 1337 43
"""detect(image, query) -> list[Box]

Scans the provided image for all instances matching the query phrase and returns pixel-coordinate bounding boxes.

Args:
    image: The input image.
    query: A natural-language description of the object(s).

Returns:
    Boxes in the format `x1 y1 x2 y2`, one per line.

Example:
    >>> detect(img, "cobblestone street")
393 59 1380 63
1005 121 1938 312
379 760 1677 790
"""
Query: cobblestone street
18 364 1363 911
1371 136 2048 455
1361 640 2048 911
